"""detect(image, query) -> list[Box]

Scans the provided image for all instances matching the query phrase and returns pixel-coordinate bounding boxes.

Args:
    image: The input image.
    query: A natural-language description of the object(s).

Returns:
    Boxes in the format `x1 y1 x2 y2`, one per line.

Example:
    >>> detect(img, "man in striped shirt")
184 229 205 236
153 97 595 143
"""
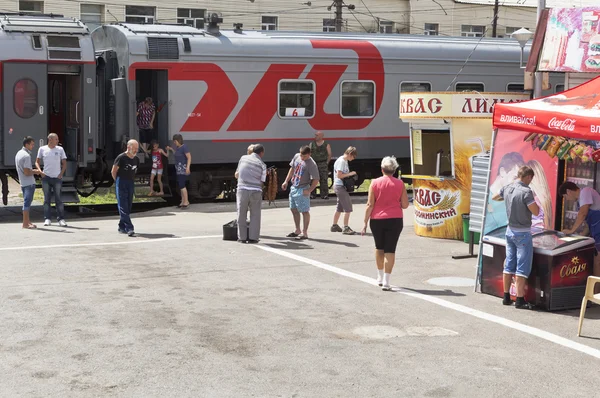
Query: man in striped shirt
235 144 267 243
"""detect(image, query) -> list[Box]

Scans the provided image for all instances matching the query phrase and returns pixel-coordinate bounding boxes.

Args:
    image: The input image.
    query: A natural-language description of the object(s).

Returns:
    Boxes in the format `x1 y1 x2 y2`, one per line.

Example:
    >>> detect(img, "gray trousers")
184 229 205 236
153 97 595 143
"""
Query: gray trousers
237 189 262 241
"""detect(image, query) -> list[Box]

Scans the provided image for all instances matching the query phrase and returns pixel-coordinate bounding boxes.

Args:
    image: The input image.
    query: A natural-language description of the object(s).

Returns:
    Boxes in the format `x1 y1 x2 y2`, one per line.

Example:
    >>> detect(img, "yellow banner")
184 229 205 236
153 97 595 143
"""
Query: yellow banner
399 92 529 119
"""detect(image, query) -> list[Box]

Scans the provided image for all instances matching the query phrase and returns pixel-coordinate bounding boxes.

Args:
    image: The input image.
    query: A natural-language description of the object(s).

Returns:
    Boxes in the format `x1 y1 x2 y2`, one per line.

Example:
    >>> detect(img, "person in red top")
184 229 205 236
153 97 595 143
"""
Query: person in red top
143 140 168 196
361 156 409 291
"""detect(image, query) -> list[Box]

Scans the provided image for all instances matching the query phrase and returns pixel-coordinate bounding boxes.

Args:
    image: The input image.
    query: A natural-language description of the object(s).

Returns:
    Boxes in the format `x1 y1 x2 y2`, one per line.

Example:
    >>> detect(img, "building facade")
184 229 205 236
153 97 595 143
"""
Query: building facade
5 0 540 38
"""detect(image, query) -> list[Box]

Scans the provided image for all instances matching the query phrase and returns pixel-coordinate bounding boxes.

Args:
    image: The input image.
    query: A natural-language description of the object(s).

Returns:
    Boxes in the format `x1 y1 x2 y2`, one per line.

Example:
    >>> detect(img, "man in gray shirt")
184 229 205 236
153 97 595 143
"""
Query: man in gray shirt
235 144 267 243
15 136 42 229
282 145 319 240
493 165 539 310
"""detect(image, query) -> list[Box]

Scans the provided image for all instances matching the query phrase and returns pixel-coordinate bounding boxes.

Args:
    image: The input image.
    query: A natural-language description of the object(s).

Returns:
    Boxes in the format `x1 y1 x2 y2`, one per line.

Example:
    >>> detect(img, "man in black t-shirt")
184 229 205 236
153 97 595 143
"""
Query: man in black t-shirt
112 140 140 236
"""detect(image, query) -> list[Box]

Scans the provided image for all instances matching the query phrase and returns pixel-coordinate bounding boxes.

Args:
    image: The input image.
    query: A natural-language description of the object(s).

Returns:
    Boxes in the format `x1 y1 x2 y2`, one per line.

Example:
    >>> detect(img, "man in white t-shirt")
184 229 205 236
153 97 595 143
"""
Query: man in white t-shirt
36 133 68 227
560 181 600 293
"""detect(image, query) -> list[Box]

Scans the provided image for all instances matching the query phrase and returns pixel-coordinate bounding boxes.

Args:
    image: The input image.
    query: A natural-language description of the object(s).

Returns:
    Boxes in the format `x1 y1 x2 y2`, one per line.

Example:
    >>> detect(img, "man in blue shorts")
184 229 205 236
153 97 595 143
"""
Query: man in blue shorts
493 165 539 310
15 136 43 229
282 145 319 240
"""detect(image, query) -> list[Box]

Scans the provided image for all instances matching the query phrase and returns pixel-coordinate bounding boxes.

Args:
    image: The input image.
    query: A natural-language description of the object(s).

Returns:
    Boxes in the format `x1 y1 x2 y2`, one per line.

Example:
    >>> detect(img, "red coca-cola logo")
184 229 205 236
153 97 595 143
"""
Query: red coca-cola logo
548 117 576 131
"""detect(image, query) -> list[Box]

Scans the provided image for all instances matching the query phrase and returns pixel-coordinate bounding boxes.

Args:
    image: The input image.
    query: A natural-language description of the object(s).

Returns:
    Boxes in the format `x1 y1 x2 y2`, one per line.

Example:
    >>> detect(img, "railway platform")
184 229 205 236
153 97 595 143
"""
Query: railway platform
1 200 600 396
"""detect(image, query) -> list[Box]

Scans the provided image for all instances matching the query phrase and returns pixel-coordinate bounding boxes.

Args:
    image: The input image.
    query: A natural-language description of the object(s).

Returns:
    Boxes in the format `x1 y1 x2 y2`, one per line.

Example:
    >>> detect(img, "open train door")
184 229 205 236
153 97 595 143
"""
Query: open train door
3 63 48 166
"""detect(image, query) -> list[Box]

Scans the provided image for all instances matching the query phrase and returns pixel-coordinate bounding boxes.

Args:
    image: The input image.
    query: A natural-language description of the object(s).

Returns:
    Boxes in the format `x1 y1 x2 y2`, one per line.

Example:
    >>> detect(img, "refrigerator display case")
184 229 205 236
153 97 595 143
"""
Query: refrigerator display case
562 158 598 234
481 226 595 311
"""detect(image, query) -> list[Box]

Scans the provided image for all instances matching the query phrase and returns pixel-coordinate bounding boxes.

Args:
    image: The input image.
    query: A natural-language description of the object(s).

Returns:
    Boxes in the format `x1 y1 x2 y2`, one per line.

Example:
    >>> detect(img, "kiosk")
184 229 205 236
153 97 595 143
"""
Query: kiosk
399 92 529 241
477 75 600 310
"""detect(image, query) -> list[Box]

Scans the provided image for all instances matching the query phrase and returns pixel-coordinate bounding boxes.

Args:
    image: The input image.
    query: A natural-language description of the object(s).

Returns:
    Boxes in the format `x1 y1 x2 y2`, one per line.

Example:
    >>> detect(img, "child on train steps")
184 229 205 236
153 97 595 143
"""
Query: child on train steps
144 140 168 196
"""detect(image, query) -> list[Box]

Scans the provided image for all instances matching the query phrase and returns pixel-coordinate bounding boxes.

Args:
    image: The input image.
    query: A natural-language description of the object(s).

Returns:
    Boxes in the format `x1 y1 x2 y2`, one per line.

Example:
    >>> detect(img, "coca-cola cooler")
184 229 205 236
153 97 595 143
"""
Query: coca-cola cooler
480 226 595 311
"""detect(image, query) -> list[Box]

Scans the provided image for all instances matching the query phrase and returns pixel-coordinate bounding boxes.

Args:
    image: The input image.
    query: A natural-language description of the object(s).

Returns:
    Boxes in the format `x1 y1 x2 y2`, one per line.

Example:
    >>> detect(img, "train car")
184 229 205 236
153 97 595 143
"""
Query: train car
0 13 98 202
0 13 563 202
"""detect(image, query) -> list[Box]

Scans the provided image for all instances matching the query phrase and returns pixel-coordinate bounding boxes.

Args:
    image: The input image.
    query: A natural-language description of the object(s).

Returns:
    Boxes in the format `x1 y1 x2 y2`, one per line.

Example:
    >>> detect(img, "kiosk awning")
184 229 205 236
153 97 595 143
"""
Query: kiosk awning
493 75 600 140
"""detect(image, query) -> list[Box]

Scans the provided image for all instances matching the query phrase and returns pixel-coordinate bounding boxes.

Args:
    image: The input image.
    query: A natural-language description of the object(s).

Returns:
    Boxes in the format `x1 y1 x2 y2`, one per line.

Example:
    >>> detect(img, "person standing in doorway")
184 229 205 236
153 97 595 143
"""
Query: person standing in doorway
136 97 155 151
560 181 600 293
1 172 8 206
331 146 358 235
282 145 319 240
36 133 68 227
16 137 42 229
492 166 539 309
309 131 331 199
112 139 140 237
166 134 191 208
235 144 267 243
361 156 409 291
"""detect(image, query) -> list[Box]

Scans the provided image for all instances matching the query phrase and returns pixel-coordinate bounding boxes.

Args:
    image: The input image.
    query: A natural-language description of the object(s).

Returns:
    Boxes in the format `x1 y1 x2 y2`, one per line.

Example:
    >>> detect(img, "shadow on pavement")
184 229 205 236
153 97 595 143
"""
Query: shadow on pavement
260 235 359 248
35 227 74 234
401 287 467 297
134 233 178 239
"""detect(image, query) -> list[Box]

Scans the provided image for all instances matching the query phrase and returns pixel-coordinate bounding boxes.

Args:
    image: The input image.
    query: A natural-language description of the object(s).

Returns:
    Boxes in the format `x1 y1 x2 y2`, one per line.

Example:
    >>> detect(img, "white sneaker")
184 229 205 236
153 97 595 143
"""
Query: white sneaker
382 284 392 291
58 219 67 227
44 219 51 226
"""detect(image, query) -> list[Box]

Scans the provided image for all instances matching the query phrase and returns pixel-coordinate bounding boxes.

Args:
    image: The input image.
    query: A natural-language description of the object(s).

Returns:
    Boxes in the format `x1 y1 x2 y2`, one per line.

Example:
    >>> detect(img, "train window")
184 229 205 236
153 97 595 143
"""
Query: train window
507 83 525 92
47 36 80 48
13 79 38 119
278 80 314 118
400 82 431 93
555 84 565 93
455 82 484 92
340 81 375 118
31 34 42 50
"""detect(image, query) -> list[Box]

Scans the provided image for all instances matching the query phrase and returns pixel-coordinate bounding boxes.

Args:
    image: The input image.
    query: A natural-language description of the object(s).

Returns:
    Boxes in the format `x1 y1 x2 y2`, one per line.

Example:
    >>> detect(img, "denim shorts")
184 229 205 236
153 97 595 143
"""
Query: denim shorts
289 185 310 213
21 184 35 211
504 228 533 278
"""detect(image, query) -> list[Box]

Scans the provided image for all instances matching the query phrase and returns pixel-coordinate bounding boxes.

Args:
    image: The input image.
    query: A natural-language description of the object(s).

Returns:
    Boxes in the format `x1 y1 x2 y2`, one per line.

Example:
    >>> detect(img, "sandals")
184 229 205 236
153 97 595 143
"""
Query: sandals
23 224 37 229
286 232 299 237
296 234 308 240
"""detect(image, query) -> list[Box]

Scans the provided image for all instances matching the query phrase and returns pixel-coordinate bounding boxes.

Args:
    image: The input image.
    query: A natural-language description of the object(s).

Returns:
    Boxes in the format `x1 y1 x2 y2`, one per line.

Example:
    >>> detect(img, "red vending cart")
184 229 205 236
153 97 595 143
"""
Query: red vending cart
480 226 595 311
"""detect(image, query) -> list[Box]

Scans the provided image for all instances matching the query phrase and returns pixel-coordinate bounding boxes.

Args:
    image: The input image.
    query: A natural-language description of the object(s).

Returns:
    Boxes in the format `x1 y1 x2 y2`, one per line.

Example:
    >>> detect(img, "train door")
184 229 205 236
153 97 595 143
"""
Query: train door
2 63 47 166
135 69 169 146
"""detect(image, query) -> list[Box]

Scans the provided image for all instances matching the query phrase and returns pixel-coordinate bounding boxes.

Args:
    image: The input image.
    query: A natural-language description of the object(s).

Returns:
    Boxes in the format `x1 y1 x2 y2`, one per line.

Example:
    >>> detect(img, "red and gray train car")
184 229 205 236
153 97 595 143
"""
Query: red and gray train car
0 13 559 201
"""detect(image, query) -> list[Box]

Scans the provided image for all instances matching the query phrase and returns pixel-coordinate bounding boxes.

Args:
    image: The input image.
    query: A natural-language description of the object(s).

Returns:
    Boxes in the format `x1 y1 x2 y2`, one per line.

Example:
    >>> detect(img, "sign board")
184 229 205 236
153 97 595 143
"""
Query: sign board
412 129 423 165
539 7 600 73
285 108 306 117
399 93 530 119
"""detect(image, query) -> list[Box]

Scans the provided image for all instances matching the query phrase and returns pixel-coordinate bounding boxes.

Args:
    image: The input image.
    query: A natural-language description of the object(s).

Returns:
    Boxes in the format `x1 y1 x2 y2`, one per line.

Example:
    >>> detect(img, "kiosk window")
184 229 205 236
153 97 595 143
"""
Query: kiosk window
411 129 452 177
278 80 314 118
14 78 38 119
400 82 431 92
456 82 484 92
341 81 375 117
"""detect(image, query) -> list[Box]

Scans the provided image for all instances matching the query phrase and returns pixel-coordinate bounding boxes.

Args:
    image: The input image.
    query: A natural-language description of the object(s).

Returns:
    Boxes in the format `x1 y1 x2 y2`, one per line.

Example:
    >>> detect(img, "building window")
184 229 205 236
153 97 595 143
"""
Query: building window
323 18 335 32
278 80 314 118
177 8 205 29
80 4 104 30
507 83 525 92
341 81 375 118
262 16 278 31
125 6 155 24
461 25 485 37
379 20 394 34
19 0 43 13
14 79 38 119
456 82 485 92
555 84 565 93
505 26 526 37
424 23 439 36
401 82 432 93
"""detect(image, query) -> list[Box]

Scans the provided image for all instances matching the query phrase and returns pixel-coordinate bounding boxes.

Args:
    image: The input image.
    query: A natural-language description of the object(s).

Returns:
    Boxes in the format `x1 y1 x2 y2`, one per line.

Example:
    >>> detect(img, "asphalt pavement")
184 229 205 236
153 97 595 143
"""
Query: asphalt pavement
1 199 600 397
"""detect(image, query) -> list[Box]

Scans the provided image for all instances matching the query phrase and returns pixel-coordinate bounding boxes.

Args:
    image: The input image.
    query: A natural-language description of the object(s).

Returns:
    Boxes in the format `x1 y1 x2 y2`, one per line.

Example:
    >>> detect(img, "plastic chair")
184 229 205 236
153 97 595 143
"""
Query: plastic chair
577 276 600 337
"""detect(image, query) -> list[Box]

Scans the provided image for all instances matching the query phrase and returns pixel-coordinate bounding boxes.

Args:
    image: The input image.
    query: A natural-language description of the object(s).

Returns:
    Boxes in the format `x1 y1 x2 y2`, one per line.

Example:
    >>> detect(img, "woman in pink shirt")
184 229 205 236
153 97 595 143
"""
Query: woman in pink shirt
361 156 409 291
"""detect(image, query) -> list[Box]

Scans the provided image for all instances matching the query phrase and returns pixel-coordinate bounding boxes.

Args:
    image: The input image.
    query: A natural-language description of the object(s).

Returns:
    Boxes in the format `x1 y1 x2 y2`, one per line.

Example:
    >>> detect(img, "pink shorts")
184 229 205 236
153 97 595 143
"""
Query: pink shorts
151 168 163 176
